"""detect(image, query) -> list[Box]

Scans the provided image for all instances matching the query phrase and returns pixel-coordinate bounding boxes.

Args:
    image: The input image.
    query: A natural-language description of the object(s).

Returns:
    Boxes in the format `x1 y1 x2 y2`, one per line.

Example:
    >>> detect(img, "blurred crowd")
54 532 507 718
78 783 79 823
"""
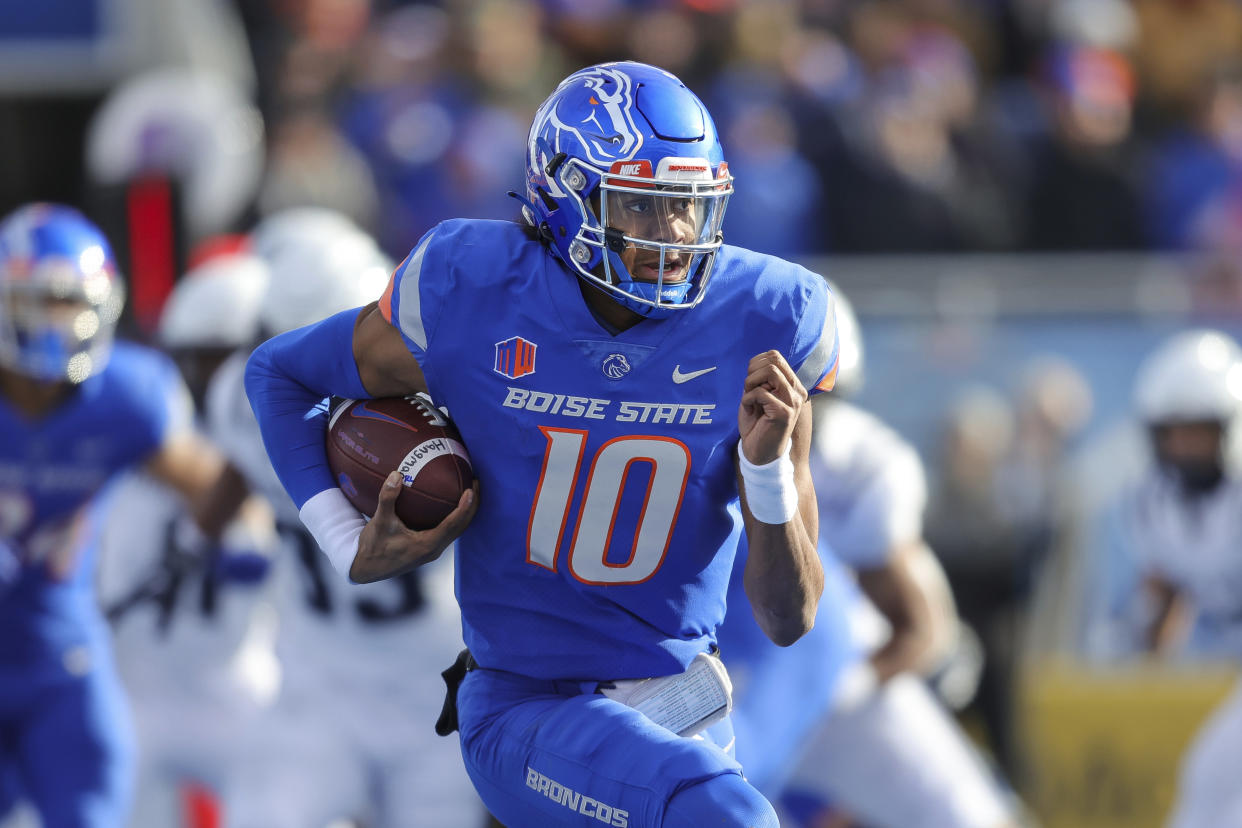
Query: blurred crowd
8 0 1242 262
207 0 1242 258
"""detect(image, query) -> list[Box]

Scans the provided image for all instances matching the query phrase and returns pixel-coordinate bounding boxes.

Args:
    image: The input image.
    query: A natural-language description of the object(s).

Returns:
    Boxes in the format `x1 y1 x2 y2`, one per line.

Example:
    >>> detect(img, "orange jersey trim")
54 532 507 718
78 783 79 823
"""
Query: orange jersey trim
814 358 839 393
378 269 396 323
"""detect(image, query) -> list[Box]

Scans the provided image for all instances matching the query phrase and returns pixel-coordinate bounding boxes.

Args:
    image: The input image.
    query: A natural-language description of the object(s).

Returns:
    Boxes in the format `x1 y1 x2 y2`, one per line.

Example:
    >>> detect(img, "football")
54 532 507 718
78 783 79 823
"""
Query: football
326 394 474 530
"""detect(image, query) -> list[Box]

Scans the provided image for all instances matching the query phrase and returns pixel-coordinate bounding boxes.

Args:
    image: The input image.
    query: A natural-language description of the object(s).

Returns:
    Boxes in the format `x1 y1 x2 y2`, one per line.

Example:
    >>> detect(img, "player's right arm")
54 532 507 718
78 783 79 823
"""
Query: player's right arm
349 304 477 583
831 424 955 682
244 300 476 584
856 542 949 683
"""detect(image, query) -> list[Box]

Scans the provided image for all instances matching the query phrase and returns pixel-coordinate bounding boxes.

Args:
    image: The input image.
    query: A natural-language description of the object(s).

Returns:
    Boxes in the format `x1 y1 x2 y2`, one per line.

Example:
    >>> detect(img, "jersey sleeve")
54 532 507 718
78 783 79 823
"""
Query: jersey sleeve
791 277 839 395
244 308 370 509
829 442 928 569
122 346 195 457
378 222 459 367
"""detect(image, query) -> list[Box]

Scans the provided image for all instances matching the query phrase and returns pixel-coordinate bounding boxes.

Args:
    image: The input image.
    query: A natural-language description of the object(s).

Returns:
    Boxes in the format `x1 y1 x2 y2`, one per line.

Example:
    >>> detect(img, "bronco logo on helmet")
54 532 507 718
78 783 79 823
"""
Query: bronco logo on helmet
522 61 733 320
531 65 645 176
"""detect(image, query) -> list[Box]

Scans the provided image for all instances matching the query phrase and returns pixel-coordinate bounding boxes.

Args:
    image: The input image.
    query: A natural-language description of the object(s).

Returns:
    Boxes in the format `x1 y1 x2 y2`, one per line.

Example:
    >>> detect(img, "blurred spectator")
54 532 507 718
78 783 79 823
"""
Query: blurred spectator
467 0 567 111
1145 63 1242 251
813 21 1024 251
996 357 1094 597
257 107 380 231
626 5 710 89
926 360 1093 785
704 5 834 255
336 4 528 255
1023 45 1145 250
82 67 266 336
933 361 1090 783
261 0 374 115
718 97 822 257
1131 0 1242 125
85 68 266 243
924 384 1027 779
703 35 826 259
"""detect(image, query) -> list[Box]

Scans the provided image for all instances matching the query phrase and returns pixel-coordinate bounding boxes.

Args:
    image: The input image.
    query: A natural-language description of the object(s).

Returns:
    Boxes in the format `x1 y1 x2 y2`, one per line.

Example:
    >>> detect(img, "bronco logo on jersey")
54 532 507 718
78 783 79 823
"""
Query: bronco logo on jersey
495 336 537 379
601 353 631 380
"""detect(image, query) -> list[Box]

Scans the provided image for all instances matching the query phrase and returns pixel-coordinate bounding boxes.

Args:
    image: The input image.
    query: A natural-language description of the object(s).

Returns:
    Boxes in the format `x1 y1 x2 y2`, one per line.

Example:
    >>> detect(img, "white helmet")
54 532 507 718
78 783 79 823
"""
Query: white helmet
158 253 270 350
260 232 392 336
825 279 863 396
1134 329 1242 425
249 207 364 262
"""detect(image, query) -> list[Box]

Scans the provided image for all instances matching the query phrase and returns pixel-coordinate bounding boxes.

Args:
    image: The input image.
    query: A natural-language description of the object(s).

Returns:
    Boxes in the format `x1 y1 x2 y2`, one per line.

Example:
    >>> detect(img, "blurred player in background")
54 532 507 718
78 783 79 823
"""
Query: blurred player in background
212 209 478 828
96 248 279 828
0 204 249 828
245 61 838 826
1115 329 1242 828
721 285 1018 828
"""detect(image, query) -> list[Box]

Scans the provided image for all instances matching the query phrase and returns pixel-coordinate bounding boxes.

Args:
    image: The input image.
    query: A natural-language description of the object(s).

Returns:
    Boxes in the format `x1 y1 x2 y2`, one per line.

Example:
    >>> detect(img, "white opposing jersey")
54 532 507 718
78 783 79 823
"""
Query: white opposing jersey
811 399 928 569
205 353 463 688
97 471 271 697
208 352 299 525
1123 473 1242 659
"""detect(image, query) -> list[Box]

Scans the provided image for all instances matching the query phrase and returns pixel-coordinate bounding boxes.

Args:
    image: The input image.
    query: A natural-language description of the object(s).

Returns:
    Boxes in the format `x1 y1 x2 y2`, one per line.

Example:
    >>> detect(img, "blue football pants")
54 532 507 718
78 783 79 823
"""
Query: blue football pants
0 659 134 828
456 666 778 828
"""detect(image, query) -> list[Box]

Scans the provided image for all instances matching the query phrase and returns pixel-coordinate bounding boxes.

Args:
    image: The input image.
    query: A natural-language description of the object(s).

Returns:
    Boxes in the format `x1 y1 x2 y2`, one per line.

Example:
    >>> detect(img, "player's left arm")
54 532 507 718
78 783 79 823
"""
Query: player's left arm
845 441 956 681
132 358 253 538
737 350 823 647
142 429 264 541
856 542 944 683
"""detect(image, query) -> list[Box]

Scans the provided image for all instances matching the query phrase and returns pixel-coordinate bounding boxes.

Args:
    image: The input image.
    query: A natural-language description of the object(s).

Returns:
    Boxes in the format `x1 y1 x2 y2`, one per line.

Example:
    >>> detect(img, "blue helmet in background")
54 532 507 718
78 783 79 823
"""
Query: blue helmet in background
524 61 733 318
0 204 124 383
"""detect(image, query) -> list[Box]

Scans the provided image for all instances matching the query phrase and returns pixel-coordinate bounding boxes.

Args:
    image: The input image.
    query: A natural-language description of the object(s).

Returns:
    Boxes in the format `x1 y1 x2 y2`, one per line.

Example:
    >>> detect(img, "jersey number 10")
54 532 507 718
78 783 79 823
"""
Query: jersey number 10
526 427 690 585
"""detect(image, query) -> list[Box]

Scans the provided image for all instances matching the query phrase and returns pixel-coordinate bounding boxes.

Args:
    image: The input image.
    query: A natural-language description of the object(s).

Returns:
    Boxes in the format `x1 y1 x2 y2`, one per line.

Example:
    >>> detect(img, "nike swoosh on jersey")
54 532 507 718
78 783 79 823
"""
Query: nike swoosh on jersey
672 365 717 383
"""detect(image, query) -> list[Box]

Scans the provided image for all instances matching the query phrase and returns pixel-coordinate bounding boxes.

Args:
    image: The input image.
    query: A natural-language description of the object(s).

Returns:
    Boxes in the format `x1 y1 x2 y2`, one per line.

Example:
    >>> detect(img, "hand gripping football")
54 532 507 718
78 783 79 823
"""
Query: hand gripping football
326 394 474 530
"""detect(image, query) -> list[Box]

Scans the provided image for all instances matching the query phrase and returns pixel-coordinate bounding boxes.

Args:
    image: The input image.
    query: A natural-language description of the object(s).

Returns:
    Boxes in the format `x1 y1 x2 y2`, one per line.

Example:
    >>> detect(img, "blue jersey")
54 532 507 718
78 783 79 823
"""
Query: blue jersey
0 343 189 668
381 219 837 681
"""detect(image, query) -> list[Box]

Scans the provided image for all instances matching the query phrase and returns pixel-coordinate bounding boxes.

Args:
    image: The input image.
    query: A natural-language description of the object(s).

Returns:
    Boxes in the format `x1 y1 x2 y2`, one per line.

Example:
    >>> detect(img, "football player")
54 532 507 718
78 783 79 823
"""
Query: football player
244 62 838 826
213 212 479 828
1117 329 1242 828
0 204 249 828
721 285 1019 828
96 249 279 828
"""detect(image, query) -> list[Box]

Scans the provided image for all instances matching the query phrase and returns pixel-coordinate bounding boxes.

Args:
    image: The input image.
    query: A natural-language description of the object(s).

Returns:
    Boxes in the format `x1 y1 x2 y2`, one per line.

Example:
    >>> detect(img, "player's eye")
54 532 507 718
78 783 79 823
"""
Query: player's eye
623 197 652 215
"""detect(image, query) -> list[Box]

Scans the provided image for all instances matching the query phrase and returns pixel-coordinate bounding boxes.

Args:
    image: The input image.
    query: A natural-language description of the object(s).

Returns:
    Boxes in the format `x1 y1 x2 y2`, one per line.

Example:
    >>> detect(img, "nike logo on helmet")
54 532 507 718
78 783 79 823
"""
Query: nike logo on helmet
672 365 717 384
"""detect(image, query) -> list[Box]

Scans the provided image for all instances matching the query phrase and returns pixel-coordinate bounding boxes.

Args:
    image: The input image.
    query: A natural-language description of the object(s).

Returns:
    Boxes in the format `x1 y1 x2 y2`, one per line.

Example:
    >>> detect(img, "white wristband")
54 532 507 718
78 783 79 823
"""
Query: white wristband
737 442 799 524
299 488 367 581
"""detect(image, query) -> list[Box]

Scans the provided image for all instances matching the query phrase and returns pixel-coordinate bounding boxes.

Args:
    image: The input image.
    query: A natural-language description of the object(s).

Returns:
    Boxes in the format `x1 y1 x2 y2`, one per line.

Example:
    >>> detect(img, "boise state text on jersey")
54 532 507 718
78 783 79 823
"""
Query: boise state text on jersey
381 218 838 681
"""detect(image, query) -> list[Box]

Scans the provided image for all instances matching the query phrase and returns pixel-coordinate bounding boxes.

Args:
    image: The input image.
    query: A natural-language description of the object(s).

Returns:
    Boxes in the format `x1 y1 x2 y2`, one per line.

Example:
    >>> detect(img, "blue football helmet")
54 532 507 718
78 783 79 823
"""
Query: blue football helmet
0 204 124 383
524 61 733 318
